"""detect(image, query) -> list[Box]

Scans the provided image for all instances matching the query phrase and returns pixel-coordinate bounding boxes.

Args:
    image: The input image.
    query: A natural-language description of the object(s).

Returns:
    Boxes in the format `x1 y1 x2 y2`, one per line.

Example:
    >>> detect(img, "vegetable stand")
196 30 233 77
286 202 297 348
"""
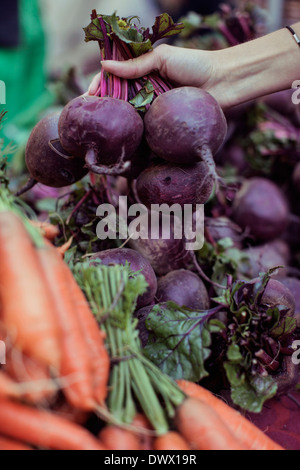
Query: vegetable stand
0 4 300 451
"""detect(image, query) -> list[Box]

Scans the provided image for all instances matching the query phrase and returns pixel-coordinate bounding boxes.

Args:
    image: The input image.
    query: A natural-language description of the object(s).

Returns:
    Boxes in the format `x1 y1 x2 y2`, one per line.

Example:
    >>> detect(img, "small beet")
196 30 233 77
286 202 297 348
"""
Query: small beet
25 112 88 188
280 277 300 326
128 211 192 276
259 278 295 318
238 240 290 281
205 217 243 249
136 161 214 208
156 269 210 310
144 87 227 188
232 178 289 241
90 248 157 309
58 95 144 176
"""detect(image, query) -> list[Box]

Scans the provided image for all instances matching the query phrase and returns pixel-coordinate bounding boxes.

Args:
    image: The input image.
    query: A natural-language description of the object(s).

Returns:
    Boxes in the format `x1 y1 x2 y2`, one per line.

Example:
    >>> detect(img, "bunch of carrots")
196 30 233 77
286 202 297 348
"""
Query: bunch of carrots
0 210 284 450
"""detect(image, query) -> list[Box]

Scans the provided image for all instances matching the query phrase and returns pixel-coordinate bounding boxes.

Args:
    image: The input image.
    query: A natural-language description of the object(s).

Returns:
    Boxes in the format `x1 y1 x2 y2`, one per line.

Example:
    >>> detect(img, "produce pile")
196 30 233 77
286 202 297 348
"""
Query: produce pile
1 4 300 450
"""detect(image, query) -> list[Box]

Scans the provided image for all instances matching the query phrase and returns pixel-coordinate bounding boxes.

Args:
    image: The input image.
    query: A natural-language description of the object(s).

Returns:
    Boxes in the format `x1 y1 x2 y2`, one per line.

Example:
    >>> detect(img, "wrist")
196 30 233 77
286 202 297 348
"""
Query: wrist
206 24 300 110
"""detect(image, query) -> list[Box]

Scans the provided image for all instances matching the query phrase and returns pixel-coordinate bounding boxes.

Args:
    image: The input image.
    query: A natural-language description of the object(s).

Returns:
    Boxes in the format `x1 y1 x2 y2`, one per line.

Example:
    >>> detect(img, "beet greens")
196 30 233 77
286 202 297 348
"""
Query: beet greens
83 11 184 106
142 269 298 413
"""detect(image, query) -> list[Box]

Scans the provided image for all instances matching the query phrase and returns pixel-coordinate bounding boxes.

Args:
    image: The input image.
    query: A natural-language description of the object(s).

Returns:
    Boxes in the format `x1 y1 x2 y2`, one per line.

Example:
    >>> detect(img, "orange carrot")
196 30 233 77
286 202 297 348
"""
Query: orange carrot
4 350 57 404
56 236 73 257
0 399 107 450
37 244 95 411
0 435 33 450
0 371 20 399
0 212 61 369
177 380 284 451
29 220 59 241
153 431 191 451
175 397 248 450
65 265 110 405
99 425 142 450
131 413 154 450
52 399 90 426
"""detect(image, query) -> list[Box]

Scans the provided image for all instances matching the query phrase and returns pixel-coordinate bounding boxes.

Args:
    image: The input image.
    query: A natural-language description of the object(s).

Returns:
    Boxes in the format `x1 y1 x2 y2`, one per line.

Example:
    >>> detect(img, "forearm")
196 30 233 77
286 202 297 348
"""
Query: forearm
210 23 300 108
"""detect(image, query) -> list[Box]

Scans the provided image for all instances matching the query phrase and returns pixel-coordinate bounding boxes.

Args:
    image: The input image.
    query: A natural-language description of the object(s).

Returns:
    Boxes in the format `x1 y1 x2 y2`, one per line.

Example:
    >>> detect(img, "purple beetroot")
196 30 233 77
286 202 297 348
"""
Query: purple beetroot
232 177 289 241
89 247 157 309
24 112 88 188
143 87 228 189
58 95 144 177
136 161 214 208
156 269 210 310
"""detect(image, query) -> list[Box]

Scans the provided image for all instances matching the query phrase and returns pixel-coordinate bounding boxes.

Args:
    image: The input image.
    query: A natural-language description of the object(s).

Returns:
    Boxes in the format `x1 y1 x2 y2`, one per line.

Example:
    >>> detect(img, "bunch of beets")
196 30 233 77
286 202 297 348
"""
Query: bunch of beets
19 8 300 417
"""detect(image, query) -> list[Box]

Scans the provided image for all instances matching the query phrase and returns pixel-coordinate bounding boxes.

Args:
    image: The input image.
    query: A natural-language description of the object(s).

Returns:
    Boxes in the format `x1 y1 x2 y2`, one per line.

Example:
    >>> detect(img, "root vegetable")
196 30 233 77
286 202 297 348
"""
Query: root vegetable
58 95 144 177
144 87 227 189
25 112 88 189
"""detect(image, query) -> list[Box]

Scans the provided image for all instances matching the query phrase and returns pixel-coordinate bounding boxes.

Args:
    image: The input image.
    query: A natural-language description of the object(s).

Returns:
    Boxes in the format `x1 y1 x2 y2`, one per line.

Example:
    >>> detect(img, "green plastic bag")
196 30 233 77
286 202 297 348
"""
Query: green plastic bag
0 0 55 161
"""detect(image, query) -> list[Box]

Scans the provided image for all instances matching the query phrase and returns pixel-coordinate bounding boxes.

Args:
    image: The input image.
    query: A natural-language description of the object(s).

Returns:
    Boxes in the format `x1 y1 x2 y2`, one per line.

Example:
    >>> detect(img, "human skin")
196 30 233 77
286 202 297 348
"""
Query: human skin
88 22 300 110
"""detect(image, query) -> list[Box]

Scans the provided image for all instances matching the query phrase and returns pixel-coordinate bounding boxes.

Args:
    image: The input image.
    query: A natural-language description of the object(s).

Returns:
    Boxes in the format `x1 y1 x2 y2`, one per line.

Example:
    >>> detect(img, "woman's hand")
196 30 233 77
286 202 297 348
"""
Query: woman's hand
88 44 231 107
88 23 300 110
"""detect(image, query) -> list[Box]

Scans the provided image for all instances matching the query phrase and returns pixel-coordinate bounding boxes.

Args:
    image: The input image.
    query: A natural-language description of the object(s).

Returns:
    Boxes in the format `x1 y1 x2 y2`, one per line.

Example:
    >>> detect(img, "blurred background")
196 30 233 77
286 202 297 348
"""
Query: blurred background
0 0 299 166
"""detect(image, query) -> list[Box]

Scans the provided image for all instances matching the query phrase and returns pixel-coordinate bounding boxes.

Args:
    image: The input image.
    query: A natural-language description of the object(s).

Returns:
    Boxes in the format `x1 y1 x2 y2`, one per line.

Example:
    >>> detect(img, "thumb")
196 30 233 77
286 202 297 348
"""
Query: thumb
101 49 160 79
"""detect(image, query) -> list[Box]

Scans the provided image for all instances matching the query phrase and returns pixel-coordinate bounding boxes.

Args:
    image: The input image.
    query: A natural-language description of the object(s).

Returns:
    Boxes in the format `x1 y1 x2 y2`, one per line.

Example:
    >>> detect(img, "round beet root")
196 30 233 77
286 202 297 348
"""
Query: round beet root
58 95 144 176
136 161 214 208
280 277 300 325
25 112 88 188
144 87 227 187
238 240 290 281
232 178 289 241
261 279 296 318
205 217 243 249
156 269 210 310
128 211 192 276
90 248 157 309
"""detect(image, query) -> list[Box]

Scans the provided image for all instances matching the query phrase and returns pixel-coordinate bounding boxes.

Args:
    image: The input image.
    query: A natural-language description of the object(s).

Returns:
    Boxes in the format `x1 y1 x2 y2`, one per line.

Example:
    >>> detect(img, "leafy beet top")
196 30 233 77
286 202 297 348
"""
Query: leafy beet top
83 11 184 108
143 268 297 413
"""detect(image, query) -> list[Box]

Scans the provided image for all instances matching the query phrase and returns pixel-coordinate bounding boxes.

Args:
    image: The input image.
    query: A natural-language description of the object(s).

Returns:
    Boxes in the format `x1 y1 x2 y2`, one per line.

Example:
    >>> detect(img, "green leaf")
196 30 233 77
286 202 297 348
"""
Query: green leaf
83 15 111 42
109 13 153 57
144 303 214 382
224 362 277 413
216 237 234 251
270 313 297 340
150 13 185 44
227 344 243 363
129 80 155 111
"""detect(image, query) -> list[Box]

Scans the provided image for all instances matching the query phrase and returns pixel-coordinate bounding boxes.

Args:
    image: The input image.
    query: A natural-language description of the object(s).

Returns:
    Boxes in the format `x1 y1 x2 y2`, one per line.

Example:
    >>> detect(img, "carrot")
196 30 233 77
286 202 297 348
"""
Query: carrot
37 244 95 411
174 397 248 450
52 399 90 425
99 425 142 450
65 265 110 405
4 349 57 404
0 212 61 369
0 399 107 450
29 220 59 241
177 380 284 451
0 435 33 450
56 236 73 257
131 413 154 450
153 431 191 451
0 371 20 399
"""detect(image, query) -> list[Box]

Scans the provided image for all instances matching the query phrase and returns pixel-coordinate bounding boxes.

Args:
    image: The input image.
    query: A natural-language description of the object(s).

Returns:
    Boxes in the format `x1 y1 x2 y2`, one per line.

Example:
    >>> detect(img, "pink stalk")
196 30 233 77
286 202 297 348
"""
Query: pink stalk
218 22 240 46
236 12 252 40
